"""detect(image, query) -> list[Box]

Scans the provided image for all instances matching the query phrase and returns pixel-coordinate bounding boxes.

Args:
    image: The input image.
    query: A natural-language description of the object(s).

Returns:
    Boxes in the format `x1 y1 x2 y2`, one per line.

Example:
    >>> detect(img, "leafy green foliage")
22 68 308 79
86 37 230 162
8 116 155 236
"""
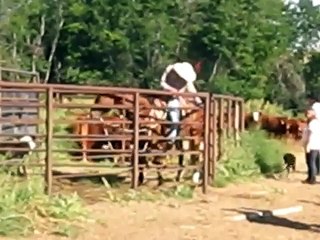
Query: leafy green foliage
0 0 319 110
245 99 293 116
214 130 285 187
0 174 87 237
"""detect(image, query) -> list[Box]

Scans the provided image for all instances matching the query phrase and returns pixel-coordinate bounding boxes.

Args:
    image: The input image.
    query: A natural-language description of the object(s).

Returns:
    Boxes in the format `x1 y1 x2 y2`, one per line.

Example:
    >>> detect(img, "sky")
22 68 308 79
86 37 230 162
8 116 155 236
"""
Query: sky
288 0 320 5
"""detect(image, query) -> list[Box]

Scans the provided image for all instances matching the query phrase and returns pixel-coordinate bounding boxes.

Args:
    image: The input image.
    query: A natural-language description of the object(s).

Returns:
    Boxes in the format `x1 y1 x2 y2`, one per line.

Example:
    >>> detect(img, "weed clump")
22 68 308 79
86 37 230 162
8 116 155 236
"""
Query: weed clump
0 174 87 237
214 130 285 187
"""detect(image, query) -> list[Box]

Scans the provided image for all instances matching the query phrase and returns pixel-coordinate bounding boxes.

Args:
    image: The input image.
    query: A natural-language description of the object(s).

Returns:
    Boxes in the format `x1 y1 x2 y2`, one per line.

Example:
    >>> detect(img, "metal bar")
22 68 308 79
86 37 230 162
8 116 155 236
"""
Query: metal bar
234 101 240 145
53 118 202 126
203 94 210 194
0 102 45 107
0 98 40 101
53 171 131 179
208 96 214 180
45 87 53 195
52 135 203 141
218 98 224 160
54 103 201 111
50 148 201 154
212 99 218 181
54 118 132 124
132 92 139 189
0 88 45 93
227 99 232 137
239 100 245 131
0 140 42 144
54 103 131 109
0 147 45 152
0 81 209 98
0 133 45 138
0 119 44 124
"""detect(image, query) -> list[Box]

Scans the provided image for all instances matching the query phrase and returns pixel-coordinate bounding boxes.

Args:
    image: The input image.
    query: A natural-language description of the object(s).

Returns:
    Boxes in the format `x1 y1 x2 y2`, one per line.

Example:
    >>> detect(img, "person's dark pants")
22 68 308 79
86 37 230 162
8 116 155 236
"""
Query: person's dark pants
316 152 320 175
305 150 320 182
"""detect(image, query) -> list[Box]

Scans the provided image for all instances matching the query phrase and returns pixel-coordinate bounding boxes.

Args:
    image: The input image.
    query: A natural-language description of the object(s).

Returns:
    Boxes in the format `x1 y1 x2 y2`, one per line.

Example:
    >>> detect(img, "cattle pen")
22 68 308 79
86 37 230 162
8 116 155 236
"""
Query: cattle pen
0 80 245 195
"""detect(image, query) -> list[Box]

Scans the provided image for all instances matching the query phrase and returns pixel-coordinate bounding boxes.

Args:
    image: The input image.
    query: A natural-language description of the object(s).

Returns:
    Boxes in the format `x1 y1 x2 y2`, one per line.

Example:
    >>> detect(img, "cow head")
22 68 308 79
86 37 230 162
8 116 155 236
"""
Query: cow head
252 111 262 122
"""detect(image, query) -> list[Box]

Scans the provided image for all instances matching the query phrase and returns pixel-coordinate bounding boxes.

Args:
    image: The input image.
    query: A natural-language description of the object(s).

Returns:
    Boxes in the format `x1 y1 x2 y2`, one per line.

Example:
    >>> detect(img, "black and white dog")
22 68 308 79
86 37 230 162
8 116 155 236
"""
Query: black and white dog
0 135 37 176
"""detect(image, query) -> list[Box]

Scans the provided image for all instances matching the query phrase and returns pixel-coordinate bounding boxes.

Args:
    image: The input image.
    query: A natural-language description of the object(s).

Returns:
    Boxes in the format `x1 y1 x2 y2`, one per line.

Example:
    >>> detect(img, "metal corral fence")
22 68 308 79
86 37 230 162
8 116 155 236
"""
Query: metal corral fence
0 81 245 195
0 67 40 137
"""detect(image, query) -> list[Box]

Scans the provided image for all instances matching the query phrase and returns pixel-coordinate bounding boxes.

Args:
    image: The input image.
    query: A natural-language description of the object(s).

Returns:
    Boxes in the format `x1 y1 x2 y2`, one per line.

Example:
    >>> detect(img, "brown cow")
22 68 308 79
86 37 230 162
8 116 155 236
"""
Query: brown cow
72 114 124 162
92 93 207 185
244 111 262 129
245 111 288 138
286 118 307 140
91 93 153 119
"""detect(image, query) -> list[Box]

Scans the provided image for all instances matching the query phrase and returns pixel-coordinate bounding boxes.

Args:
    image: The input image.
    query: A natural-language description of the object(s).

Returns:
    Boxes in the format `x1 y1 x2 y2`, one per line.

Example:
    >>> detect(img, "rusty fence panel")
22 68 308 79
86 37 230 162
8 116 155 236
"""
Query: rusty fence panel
208 94 245 182
45 87 54 195
0 80 244 195
0 68 41 139
0 81 213 195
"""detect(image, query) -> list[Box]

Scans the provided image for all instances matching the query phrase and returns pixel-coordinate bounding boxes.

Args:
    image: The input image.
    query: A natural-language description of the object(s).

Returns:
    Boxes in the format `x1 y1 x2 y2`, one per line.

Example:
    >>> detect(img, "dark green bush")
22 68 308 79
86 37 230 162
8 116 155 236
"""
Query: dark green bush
214 130 285 187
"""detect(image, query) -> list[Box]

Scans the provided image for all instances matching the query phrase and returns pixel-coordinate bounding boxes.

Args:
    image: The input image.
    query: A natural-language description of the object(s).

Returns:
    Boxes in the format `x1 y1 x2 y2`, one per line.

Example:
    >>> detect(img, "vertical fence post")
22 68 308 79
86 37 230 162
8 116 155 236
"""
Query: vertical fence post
45 87 53 195
227 99 232 137
239 100 245 132
212 98 217 182
217 98 224 160
234 101 240 145
202 93 210 194
208 95 214 180
131 92 139 189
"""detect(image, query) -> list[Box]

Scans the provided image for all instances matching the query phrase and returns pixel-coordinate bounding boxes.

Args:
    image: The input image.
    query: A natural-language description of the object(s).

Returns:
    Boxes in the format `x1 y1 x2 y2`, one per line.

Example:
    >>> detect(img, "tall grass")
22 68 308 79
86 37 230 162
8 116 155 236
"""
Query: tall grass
214 130 285 187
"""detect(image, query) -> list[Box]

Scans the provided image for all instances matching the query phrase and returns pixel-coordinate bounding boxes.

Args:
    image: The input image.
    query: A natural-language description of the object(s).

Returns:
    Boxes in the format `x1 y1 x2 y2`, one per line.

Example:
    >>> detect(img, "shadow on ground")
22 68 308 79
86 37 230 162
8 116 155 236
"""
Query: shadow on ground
224 207 320 233
299 199 320 207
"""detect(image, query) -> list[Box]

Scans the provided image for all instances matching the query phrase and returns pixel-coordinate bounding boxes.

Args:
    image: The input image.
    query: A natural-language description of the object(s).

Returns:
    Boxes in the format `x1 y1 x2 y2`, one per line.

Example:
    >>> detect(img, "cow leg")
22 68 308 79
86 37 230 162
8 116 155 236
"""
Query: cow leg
138 156 147 185
176 155 184 182
175 140 185 182
80 122 89 162
82 141 89 162
151 156 164 186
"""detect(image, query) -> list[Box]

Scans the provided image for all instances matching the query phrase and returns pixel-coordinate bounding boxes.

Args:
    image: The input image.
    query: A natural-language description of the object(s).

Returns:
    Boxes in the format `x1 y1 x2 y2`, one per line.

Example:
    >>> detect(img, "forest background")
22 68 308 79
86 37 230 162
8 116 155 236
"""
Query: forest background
1 0 320 113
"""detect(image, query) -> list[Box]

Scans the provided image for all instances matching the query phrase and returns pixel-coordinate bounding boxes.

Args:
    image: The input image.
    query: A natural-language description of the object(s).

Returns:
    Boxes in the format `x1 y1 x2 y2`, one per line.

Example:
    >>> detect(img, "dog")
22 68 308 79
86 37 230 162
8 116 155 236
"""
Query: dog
283 153 296 174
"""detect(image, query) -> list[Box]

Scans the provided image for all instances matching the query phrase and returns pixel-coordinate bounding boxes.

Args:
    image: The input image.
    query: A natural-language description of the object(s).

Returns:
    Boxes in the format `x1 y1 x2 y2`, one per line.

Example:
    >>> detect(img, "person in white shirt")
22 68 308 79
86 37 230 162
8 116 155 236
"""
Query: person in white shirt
308 95 320 173
301 109 320 184
160 61 202 142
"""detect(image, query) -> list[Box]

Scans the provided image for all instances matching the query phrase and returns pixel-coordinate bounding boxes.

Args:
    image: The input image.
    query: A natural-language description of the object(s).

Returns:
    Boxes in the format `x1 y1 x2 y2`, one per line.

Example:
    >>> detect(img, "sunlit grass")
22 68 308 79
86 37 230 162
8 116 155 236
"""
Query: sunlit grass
0 173 87 237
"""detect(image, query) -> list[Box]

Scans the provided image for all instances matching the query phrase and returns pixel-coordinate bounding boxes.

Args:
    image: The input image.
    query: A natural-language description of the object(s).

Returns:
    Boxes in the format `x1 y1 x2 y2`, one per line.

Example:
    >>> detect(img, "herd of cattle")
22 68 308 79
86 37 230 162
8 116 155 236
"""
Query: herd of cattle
71 93 206 184
70 94 306 166
0 92 306 184
245 111 307 140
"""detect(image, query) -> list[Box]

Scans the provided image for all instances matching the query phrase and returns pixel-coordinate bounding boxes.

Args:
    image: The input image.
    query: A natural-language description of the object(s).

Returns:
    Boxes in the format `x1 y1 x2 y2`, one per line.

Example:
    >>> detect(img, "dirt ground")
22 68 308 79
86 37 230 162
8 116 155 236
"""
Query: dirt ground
7 149 320 240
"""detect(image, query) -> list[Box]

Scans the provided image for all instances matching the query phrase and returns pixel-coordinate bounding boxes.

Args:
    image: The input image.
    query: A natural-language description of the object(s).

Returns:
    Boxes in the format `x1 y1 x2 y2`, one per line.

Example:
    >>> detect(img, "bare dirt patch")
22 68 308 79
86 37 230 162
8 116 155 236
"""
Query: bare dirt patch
5 149 320 240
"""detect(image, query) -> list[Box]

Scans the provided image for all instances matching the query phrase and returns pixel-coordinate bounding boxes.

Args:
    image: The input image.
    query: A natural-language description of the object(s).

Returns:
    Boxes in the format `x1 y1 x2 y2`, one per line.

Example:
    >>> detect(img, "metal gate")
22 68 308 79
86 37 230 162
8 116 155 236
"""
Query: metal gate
0 68 40 138
208 95 245 182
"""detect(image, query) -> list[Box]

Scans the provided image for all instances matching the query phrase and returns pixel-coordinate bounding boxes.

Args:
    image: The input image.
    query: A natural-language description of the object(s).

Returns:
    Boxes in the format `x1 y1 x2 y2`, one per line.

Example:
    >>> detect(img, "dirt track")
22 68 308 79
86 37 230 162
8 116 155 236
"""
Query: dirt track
8 150 320 240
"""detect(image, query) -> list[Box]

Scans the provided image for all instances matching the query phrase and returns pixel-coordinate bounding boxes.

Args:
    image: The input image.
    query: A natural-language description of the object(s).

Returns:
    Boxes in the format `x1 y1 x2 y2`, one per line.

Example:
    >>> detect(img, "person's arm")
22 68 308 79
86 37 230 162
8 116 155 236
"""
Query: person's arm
160 65 177 92
301 128 309 149
186 82 202 105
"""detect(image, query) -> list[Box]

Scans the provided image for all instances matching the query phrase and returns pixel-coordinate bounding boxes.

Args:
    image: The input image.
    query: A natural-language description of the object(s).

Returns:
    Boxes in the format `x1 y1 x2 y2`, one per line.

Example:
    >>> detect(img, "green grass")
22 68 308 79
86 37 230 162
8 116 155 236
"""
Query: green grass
0 173 87 238
213 129 285 187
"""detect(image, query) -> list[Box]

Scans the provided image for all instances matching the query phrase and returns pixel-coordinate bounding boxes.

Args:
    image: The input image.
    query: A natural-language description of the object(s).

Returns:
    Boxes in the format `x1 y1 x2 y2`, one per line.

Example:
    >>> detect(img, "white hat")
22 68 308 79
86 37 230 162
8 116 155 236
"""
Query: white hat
311 102 320 119
172 62 197 83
